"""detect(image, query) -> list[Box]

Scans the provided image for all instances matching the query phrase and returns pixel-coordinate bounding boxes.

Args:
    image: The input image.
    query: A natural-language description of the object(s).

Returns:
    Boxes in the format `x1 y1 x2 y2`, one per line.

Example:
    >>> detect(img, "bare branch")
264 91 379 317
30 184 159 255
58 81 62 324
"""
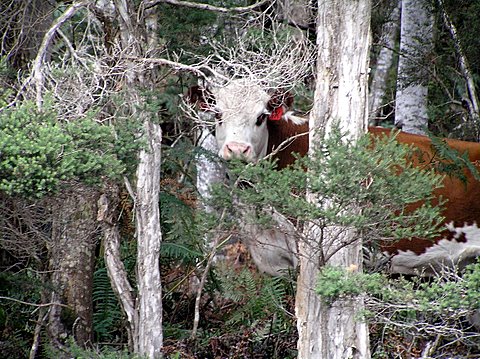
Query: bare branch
191 231 232 339
30 0 89 109
0 296 70 309
206 26 315 91
263 127 310 162
144 0 271 13
130 56 229 82
29 309 48 359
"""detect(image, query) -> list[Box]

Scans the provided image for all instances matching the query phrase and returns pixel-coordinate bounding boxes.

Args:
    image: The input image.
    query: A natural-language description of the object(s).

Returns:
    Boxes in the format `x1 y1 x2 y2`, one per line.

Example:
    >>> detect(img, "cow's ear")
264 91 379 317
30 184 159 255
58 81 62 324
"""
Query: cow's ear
267 91 294 110
267 91 294 121
187 86 215 111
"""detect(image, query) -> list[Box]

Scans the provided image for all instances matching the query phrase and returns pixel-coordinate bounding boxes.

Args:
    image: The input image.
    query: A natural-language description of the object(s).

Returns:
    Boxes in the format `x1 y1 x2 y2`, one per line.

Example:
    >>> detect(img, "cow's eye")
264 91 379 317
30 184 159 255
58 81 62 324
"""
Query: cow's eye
215 110 223 124
256 114 268 126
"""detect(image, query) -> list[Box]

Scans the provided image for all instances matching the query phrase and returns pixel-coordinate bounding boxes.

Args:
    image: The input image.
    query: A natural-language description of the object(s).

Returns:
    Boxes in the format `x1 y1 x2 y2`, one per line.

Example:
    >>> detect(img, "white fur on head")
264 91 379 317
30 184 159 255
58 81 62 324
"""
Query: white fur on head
211 79 271 162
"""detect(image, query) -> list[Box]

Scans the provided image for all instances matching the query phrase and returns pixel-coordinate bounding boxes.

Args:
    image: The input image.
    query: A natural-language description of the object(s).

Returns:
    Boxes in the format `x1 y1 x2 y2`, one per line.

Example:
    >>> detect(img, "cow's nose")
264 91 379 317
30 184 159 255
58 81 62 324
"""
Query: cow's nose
224 141 252 159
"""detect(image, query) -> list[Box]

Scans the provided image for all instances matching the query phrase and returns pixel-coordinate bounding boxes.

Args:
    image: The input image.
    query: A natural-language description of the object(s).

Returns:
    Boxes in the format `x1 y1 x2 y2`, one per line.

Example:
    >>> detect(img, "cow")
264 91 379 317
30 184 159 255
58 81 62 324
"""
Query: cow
189 79 480 276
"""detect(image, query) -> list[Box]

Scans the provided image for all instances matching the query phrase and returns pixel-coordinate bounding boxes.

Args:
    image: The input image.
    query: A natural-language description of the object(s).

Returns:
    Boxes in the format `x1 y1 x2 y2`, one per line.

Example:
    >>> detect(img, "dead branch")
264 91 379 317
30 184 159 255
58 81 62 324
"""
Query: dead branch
144 0 270 13
132 56 229 82
97 189 138 350
190 231 232 339
263 127 310 162
29 309 48 359
0 296 70 309
31 0 89 109
206 26 315 91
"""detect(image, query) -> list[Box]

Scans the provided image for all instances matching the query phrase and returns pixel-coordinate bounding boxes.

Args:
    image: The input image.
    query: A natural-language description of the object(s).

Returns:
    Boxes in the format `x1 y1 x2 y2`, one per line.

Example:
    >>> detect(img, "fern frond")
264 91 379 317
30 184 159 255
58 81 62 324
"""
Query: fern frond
92 267 123 342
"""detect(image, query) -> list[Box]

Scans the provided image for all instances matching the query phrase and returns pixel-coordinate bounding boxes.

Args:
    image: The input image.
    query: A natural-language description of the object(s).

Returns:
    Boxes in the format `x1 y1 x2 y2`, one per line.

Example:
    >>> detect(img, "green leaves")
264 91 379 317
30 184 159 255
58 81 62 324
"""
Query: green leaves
0 101 125 198
317 261 480 315
315 265 386 303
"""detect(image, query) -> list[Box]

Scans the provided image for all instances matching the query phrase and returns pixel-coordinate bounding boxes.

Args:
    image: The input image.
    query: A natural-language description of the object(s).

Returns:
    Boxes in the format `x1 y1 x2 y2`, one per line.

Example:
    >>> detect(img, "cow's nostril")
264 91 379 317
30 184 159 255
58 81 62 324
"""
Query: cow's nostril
225 142 251 157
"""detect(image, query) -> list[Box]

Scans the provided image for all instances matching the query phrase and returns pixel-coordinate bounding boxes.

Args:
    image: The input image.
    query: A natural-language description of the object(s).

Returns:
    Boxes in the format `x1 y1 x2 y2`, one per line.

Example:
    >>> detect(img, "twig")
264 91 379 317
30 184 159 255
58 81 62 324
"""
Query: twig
29 309 49 359
162 235 233 298
263 127 310 162
129 56 229 82
0 296 70 308
190 230 232 339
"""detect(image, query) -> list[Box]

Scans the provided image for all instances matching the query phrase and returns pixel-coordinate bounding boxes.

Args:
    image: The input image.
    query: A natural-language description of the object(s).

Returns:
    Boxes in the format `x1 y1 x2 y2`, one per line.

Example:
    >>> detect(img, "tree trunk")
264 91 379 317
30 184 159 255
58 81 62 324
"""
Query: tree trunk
196 125 225 251
97 186 138 351
296 1 372 358
135 120 164 358
395 0 433 134
105 1 164 356
48 186 98 350
369 0 400 123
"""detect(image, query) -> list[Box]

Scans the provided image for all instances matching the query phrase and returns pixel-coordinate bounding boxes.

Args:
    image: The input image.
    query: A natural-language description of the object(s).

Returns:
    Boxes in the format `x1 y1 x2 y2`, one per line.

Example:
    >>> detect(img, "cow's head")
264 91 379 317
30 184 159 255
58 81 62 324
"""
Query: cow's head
188 80 296 162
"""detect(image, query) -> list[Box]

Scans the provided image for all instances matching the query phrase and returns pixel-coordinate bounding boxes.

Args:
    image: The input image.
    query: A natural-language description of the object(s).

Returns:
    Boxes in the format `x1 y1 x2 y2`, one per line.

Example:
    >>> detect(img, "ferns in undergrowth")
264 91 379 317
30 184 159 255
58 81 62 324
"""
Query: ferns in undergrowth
160 190 204 265
0 329 30 359
52 337 142 359
218 266 295 335
0 271 43 359
160 242 203 263
92 266 124 344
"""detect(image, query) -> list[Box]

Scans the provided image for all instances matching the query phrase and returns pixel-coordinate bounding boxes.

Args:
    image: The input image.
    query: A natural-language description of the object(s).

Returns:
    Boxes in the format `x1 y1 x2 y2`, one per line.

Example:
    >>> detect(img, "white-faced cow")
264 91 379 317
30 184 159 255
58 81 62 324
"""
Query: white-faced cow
189 79 480 276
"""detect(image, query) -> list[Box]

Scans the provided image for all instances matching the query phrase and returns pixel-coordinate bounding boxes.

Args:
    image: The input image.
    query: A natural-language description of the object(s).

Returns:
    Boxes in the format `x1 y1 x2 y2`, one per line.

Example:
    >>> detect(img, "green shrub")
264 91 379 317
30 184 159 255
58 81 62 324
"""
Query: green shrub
0 100 124 197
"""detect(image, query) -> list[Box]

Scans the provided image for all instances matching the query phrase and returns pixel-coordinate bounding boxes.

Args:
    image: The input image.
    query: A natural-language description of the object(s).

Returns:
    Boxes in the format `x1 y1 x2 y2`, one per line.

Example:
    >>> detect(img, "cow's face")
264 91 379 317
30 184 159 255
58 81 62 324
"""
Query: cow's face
211 81 271 162
189 80 277 162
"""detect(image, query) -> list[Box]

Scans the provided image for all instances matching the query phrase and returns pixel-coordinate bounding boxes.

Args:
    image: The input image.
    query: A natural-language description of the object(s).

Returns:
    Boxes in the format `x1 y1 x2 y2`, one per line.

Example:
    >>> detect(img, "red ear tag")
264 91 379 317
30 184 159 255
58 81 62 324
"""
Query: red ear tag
269 107 284 121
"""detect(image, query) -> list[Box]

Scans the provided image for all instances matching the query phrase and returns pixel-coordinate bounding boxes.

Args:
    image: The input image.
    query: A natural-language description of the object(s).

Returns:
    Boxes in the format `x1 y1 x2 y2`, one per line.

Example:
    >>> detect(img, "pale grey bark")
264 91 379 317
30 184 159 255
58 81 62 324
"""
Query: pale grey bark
31 1 88 109
29 302 48 359
196 126 225 231
191 127 225 337
134 6 164 357
97 187 138 351
296 1 372 358
135 120 163 358
395 0 433 134
195 125 227 260
369 0 400 123
102 1 164 356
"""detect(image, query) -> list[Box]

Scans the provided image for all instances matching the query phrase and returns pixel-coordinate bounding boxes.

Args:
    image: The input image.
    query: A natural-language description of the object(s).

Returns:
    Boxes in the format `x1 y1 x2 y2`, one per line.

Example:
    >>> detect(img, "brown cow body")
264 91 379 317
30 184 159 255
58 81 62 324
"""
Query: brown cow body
190 80 480 275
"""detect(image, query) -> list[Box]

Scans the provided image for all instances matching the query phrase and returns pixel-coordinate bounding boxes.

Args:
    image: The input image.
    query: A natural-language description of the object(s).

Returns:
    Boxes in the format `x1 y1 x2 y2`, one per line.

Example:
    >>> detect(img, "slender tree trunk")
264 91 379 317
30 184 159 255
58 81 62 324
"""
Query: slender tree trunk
97 186 138 351
135 120 163 357
103 1 164 356
437 0 480 126
48 186 98 350
296 1 371 358
369 0 400 123
395 0 433 134
196 126 225 251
